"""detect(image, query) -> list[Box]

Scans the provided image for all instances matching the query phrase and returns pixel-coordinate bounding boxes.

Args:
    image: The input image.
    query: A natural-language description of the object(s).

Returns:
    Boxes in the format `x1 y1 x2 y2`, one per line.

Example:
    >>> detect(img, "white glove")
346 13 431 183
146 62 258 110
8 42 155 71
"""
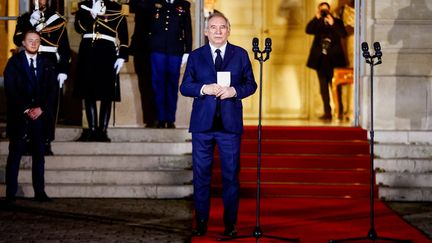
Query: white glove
91 0 106 18
181 53 189 67
57 73 68 88
30 10 42 26
35 23 45 32
114 58 125 74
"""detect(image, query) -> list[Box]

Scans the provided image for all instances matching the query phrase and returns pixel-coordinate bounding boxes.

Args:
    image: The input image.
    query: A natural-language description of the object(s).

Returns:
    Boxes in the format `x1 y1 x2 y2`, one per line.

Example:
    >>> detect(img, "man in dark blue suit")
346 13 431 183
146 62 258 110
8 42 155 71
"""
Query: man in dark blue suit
180 12 257 237
3 30 56 203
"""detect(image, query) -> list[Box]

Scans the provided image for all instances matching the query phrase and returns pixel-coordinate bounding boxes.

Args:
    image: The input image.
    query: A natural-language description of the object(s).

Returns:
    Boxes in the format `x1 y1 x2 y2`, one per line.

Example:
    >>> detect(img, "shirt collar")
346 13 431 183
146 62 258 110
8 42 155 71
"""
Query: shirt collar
209 42 227 57
25 52 38 65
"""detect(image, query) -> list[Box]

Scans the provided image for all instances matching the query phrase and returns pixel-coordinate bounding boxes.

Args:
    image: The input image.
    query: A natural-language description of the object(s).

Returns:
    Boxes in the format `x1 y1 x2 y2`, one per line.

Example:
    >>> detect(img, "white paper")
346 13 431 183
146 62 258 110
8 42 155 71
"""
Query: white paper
217 71 231 87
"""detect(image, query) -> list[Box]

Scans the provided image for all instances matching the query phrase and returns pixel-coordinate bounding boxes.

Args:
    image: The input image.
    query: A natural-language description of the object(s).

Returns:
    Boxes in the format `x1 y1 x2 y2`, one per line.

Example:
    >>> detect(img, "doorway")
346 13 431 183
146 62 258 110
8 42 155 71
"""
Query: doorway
211 0 356 126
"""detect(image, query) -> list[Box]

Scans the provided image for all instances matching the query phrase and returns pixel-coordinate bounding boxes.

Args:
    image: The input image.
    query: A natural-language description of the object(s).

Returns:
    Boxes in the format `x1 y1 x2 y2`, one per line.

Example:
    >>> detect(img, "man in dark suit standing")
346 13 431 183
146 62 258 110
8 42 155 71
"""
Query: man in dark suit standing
3 30 56 203
148 0 192 128
180 13 257 237
13 0 71 155
306 2 347 120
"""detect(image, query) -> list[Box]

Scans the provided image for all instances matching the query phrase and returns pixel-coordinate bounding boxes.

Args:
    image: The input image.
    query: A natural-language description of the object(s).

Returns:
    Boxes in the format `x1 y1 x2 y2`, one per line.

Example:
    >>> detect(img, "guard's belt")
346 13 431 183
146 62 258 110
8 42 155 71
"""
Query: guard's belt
83 33 117 44
38 45 58 53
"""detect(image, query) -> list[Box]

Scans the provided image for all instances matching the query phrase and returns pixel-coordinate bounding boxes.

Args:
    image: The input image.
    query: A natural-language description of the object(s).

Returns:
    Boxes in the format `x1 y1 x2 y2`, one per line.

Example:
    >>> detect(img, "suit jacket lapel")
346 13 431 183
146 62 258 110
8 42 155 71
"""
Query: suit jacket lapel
221 43 235 71
36 56 43 81
201 44 215 73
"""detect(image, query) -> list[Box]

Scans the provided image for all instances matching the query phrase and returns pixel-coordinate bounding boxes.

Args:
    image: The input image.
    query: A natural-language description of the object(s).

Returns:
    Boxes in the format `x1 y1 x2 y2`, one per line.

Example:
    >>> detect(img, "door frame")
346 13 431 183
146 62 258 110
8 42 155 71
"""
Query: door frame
195 0 364 126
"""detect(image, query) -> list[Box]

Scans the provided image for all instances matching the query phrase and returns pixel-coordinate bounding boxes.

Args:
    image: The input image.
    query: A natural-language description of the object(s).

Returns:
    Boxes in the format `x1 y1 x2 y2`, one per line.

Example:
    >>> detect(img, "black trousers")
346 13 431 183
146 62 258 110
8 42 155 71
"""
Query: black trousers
316 63 343 116
133 52 156 126
6 118 46 197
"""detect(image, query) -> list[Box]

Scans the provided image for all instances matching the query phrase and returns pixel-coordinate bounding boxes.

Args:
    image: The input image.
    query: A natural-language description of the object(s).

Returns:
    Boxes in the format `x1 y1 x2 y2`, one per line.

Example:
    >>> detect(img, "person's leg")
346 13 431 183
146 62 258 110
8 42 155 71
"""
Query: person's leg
79 99 97 141
216 131 241 235
5 138 26 200
191 132 215 235
29 118 47 198
336 84 344 118
98 100 112 142
150 52 168 128
317 70 332 119
166 55 182 127
134 53 156 127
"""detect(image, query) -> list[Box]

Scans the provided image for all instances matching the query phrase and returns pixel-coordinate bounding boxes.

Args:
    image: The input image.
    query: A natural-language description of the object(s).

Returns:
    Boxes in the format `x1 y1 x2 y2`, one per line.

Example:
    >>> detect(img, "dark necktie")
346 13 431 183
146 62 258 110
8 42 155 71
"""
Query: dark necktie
213 49 223 129
30 58 37 82
215 49 222 71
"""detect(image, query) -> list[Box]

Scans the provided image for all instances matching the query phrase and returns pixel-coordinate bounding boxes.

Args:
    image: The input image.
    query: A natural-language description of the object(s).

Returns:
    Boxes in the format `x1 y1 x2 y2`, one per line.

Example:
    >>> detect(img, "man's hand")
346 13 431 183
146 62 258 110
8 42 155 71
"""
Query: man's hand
181 53 189 67
30 10 42 26
92 0 106 17
216 86 237 100
57 73 68 88
202 83 222 96
26 107 43 120
114 58 125 74
325 14 334 25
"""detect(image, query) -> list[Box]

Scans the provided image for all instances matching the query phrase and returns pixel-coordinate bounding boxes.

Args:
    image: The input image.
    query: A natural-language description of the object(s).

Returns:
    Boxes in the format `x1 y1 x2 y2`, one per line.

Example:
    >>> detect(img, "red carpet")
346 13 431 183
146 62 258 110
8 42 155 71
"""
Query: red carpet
192 198 429 242
192 126 430 242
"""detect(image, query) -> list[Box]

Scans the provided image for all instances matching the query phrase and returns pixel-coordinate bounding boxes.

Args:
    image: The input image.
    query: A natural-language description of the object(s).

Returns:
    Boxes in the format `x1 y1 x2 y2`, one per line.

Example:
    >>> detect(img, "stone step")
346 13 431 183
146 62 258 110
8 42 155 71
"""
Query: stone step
378 187 432 201
53 127 191 142
375 159 432 173
0 141 192 156
374 143 432 159
15 170 192 185
0 155 192 171
16 184 193 199
376 172 431 187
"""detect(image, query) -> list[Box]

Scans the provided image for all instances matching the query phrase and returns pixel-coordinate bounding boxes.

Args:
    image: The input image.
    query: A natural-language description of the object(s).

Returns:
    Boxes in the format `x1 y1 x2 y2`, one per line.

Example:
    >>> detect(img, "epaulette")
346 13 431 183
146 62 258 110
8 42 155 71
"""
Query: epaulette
121 4 129 15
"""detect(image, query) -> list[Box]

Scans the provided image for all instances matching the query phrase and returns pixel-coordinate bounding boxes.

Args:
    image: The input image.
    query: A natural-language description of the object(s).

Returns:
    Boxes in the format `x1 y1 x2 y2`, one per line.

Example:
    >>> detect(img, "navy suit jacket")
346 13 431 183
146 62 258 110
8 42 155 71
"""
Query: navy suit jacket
3 51 57 140
180 43 257 134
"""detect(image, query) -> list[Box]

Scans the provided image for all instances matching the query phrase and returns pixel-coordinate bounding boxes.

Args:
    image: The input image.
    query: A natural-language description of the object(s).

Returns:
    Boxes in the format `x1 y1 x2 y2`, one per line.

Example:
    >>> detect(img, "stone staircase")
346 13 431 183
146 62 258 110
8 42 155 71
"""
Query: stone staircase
0 127 193 198
374 130 432 201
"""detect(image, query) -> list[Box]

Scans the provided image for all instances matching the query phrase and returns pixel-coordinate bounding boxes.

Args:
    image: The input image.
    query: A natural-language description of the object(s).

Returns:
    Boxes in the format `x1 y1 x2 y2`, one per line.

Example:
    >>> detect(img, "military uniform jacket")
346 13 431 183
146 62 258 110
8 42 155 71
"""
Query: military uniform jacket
74 0 129 101
14 9 71 75
148 0 192 55
3 52 57 140
129 0 152 55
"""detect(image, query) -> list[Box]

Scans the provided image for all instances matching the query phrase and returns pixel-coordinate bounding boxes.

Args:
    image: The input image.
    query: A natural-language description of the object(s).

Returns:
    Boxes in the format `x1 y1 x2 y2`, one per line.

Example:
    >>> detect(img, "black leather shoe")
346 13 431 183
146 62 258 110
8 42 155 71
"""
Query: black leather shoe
223 224 237 237
4 196 16 204
192 220 207 236
145 121 157 128
318 114 332 121
166 122 176 129
97 130 111 142
44 143 54 156
34 192 52 202
156 122 166 128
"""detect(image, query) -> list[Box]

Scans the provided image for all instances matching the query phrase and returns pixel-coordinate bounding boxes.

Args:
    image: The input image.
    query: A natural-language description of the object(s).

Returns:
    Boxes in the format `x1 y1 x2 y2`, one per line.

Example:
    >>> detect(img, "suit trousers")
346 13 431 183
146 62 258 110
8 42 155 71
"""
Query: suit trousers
134 52 156 125
317 62 334 116
192 131 241 225
6 117 46 197
150 52 182 123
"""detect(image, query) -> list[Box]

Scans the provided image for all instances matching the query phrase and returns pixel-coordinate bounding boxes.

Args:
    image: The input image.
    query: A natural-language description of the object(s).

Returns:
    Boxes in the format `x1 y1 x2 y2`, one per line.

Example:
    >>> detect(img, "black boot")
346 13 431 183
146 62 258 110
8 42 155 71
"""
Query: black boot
98 101 112 142
76 100 98 141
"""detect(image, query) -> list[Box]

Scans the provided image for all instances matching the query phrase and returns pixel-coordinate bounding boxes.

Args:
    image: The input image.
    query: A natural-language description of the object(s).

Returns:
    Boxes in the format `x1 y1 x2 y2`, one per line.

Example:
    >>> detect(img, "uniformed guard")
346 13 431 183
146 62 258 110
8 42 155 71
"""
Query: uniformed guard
74 0 129 142
130 0 157 128
13 0 71 155
148 0 192 128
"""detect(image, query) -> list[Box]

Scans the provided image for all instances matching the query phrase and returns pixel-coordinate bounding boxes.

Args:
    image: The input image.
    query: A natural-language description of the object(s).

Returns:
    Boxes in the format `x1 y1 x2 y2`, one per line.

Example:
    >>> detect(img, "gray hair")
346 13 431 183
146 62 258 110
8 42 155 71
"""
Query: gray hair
206 12 231 31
